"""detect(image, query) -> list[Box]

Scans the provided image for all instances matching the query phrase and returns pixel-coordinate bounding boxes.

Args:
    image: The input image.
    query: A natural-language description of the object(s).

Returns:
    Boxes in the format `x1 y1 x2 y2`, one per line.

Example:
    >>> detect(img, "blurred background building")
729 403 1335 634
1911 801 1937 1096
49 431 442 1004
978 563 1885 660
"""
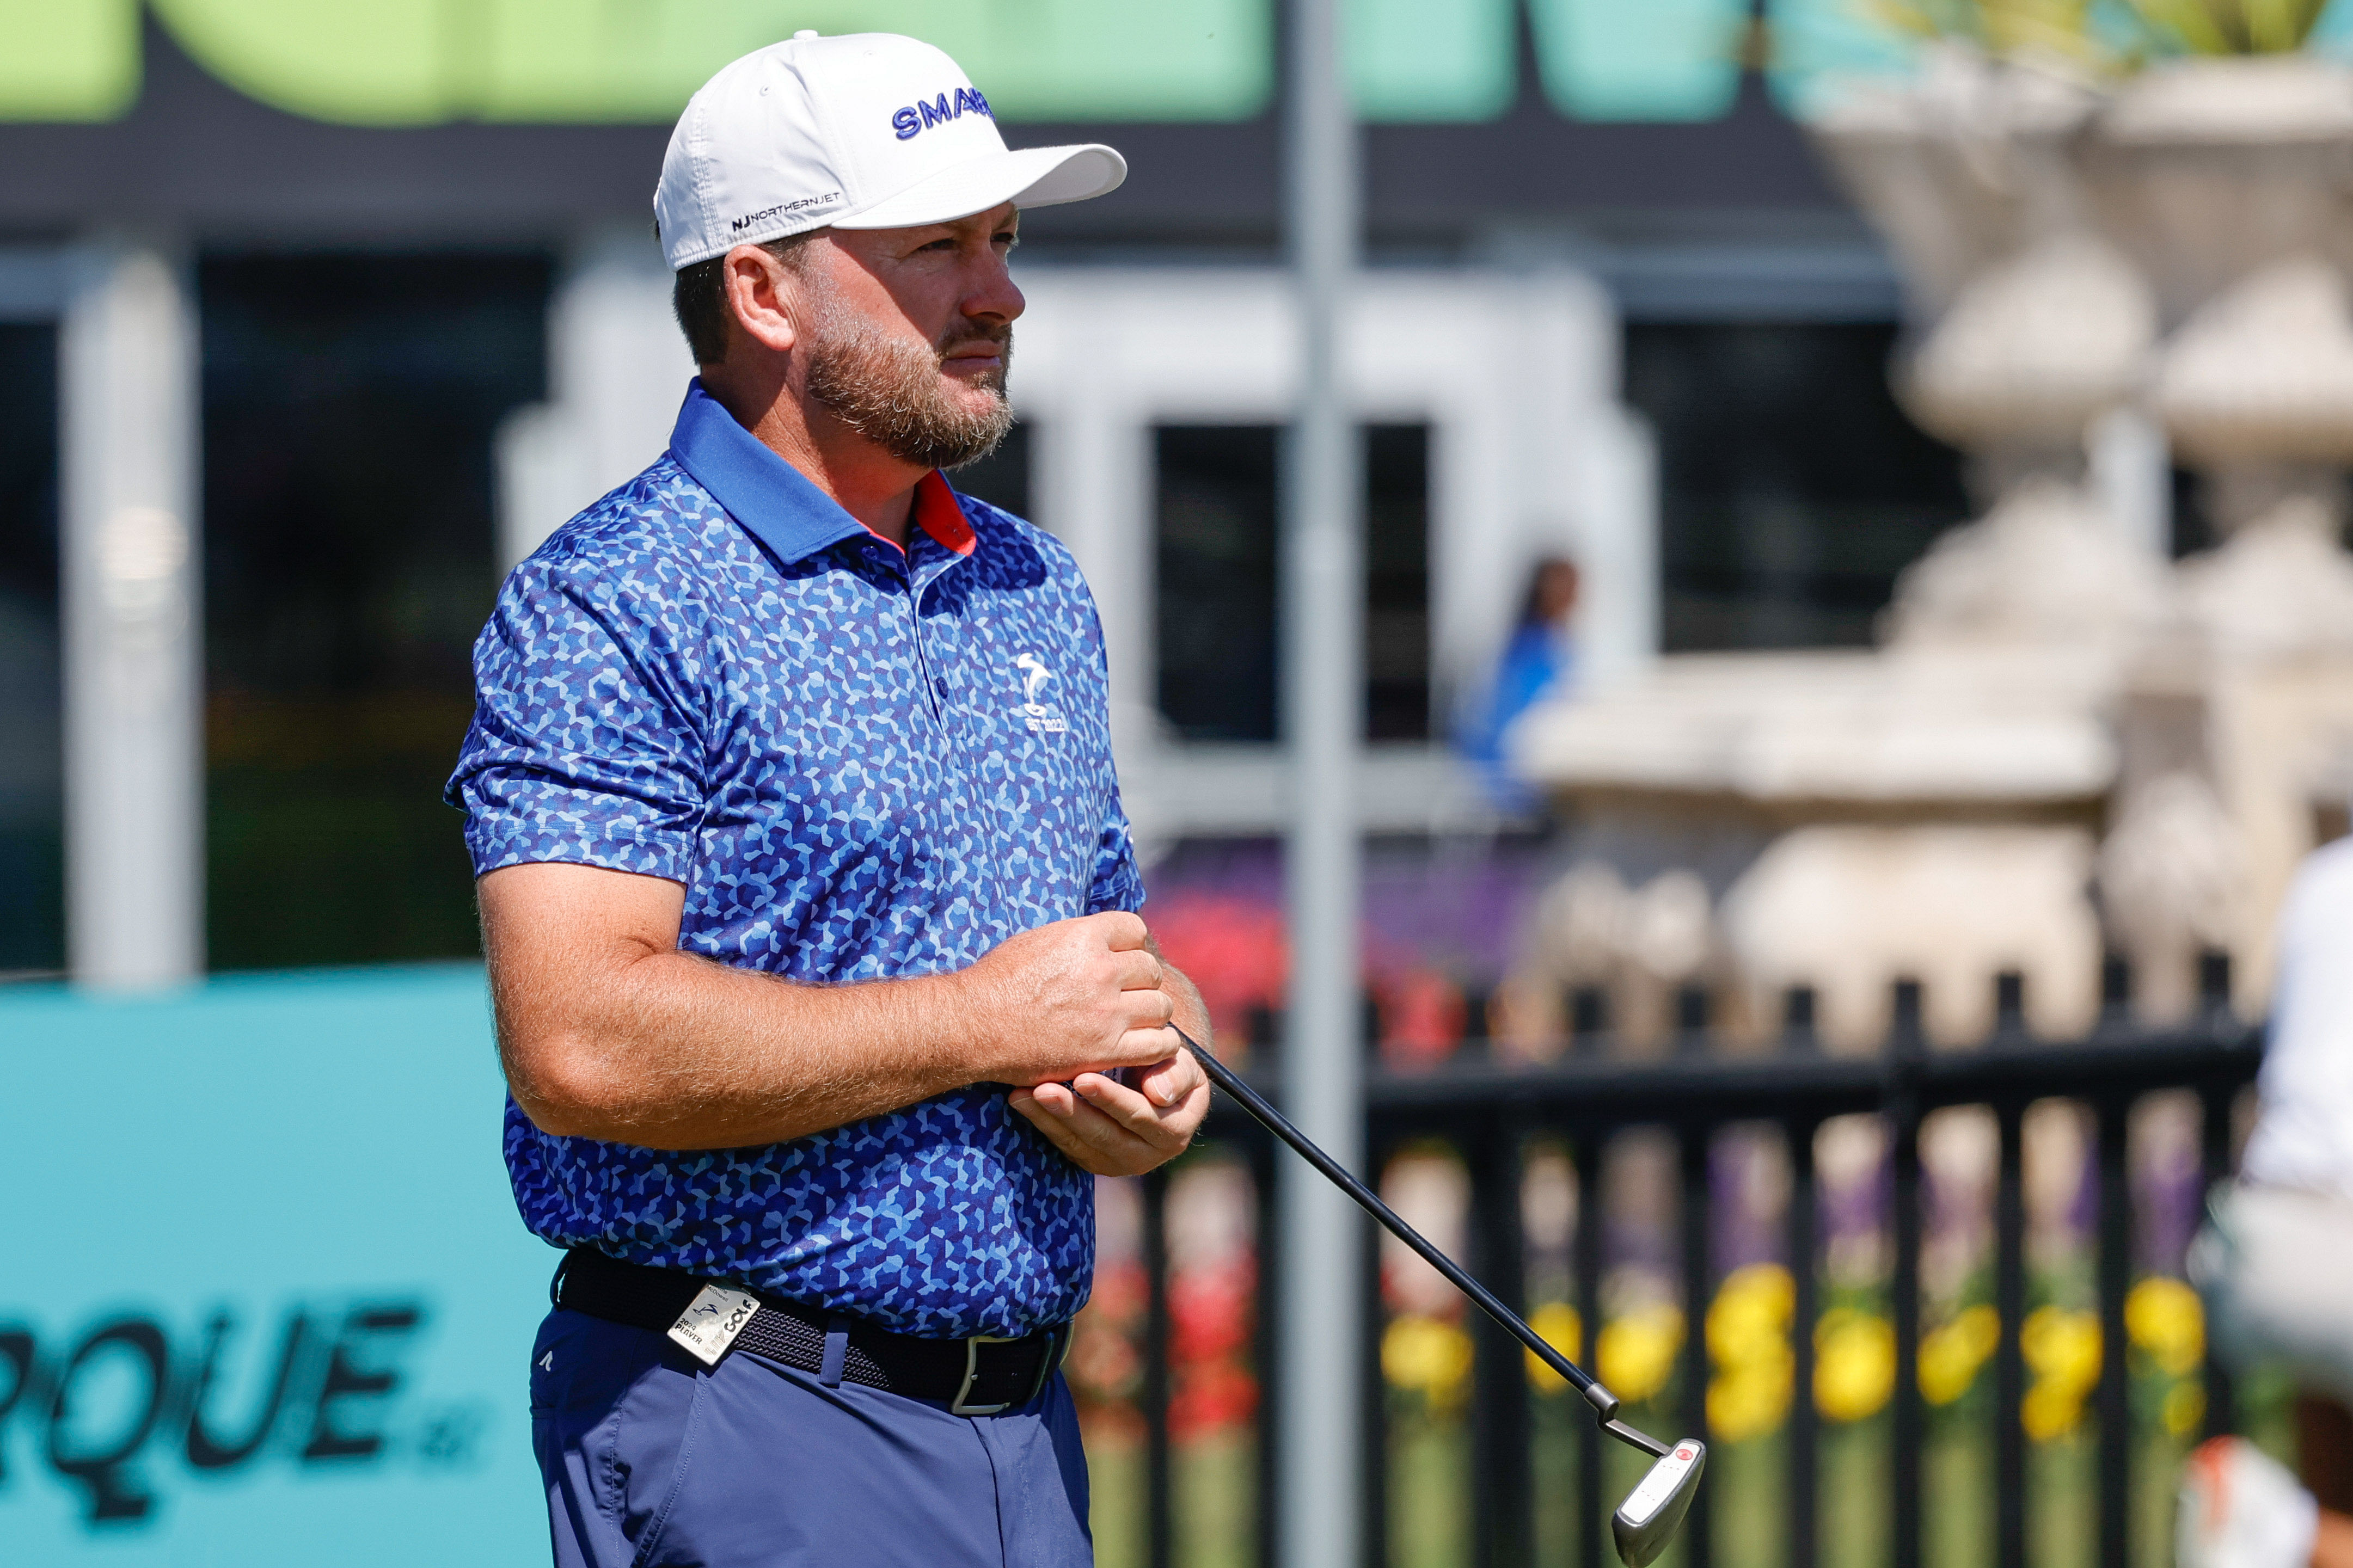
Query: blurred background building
0 0 1976 996
15 5 2343 1030
8 4 2353 1567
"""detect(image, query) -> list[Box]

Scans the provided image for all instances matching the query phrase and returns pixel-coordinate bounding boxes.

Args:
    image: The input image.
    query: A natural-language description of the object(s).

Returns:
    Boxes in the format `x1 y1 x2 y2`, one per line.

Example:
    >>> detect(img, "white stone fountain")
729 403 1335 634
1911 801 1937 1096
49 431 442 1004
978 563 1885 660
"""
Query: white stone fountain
1508 44 2353 1054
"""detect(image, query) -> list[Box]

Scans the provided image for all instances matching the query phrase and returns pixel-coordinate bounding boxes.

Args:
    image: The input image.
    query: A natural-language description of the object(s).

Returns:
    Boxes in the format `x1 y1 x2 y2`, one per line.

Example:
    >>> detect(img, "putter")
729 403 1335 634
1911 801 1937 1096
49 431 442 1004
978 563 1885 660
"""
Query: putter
1168 1028 1705 1567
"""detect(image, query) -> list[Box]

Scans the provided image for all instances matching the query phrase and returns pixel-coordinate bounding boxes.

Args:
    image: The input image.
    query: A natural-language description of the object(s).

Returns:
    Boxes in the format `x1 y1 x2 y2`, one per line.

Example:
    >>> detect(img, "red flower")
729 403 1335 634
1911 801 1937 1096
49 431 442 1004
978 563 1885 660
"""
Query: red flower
1170 1256 1255 1363
1169 1360 1260 1440
1148 893 1290 1051
1373 966 1467 1067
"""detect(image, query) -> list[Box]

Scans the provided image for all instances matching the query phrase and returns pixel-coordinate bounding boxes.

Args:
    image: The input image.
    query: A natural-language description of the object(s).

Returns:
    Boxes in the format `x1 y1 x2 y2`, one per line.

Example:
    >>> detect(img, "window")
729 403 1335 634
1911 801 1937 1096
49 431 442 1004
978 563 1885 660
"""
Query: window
1624 322 1968 651
1156 426 1281 743
1153 423 1430 744
1364 425 1431 742
200 254 550 969
0 323 62 975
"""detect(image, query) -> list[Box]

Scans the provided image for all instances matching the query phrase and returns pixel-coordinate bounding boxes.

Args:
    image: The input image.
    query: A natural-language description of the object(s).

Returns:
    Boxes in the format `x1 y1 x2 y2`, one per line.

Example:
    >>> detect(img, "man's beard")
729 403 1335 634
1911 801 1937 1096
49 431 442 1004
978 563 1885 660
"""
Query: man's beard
802 304 1015 471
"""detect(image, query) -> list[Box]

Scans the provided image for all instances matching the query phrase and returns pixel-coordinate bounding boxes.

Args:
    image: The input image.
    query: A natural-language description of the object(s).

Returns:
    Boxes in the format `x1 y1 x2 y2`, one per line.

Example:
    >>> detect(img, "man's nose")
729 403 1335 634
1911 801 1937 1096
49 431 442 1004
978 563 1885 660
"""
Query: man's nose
965 259 1024 327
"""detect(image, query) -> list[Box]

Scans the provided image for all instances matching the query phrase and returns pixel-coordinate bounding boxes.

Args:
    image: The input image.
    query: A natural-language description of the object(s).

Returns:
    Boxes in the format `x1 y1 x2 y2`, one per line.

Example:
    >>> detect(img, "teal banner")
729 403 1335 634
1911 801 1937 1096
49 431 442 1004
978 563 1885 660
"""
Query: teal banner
0 965 549 1564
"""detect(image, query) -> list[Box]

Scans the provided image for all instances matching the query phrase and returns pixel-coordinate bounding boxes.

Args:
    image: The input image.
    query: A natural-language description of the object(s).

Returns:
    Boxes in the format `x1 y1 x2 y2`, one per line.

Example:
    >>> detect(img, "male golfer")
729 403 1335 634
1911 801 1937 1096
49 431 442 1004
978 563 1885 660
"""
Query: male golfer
446 32 1210 1566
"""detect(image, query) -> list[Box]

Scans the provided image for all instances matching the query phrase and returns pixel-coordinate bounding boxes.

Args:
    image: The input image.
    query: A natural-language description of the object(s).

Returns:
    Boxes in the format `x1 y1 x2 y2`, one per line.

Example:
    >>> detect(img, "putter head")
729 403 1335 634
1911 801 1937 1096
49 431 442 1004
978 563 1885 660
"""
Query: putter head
1610 1437 1706 1567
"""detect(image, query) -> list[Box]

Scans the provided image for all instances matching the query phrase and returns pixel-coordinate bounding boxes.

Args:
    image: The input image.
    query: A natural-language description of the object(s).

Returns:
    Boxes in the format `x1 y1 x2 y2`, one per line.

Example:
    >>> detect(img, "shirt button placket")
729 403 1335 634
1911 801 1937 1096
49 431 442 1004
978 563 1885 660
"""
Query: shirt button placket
883 544 942 728
906 577 942 727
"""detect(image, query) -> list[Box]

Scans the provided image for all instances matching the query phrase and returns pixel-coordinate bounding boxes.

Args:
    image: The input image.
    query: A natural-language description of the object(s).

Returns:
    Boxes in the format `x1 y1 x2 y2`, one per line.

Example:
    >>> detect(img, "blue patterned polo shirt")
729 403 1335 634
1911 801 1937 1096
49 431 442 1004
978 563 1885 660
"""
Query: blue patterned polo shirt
446 380 1141 1338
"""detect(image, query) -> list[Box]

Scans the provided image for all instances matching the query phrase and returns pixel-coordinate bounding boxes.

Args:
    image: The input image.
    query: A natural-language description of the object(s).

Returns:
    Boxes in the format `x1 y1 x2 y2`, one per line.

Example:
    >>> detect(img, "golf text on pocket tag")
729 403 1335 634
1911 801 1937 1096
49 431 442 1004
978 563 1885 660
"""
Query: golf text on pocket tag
667 1284 761 1366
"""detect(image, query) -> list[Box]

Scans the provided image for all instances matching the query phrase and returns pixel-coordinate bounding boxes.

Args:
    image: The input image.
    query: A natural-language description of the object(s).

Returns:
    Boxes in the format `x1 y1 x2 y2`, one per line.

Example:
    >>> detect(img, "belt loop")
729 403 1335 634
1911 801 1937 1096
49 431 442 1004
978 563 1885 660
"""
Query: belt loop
1026 1326 1064 1407
819 1315 850 1388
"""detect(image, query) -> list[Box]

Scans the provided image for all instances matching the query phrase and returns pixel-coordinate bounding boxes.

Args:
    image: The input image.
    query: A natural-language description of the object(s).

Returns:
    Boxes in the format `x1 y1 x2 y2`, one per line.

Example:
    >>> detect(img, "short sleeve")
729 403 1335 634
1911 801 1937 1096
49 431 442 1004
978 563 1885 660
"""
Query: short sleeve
445 553 709 882
1086 783 1146 915
1062 574 1144 918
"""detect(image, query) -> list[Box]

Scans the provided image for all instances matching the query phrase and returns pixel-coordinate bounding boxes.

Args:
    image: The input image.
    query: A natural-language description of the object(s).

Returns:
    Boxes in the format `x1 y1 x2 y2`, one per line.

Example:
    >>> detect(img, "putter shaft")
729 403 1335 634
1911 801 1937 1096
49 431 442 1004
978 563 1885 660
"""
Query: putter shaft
1173 1030 1671 1461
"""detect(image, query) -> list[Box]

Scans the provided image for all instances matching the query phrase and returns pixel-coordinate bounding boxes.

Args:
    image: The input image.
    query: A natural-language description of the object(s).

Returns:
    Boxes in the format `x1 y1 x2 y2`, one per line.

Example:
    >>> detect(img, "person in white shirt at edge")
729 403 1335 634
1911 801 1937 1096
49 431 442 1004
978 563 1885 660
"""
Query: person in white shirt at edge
2180 837 2353 1568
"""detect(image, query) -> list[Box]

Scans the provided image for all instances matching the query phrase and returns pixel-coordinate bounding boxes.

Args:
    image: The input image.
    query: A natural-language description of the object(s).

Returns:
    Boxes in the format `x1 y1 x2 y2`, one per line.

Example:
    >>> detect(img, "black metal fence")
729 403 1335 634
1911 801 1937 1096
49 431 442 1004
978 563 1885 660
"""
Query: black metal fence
1124 978 2265 1568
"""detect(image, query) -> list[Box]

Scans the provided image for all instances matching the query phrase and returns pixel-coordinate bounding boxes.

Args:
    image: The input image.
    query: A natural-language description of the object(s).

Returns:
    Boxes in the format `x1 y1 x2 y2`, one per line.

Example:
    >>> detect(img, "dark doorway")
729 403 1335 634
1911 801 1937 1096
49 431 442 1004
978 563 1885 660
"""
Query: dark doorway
0 322 63 976
200 253 550 970
1624 322 1969 651
1156 425 1282 743
1364 425 1431 742
1153 423 1430 745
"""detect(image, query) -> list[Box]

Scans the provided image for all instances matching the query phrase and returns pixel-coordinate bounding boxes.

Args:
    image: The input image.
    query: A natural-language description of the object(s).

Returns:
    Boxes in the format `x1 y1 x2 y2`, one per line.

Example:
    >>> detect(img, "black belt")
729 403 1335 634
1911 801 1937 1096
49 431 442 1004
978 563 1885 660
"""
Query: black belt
553 1247 1067 1416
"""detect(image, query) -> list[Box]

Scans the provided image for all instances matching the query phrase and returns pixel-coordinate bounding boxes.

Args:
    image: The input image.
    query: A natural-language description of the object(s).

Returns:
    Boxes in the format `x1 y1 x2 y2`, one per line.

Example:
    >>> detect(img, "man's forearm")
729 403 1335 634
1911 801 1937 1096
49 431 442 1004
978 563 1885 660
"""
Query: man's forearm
496 944 981 1150
481 862 1181 1152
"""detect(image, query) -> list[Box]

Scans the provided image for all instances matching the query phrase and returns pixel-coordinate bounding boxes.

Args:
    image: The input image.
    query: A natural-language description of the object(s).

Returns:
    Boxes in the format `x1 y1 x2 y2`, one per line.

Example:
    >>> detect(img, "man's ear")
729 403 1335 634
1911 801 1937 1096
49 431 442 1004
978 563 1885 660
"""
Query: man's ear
720 244 804 357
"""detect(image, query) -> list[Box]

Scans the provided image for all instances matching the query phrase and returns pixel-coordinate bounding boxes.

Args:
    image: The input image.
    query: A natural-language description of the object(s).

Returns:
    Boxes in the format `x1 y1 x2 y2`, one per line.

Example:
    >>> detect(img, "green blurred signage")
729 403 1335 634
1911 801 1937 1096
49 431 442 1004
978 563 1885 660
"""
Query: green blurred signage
0 966 550 1564
0 0 140 122
19 0 1274 125
1348 0 1520 121
1533 0 1747 121
0 0 1927 127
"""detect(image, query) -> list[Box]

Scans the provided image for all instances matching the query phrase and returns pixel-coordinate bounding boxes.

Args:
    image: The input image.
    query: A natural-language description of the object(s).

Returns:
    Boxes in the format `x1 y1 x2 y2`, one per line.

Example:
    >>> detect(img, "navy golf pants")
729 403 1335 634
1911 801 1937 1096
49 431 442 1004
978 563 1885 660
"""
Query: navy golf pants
530 1308 1094 1567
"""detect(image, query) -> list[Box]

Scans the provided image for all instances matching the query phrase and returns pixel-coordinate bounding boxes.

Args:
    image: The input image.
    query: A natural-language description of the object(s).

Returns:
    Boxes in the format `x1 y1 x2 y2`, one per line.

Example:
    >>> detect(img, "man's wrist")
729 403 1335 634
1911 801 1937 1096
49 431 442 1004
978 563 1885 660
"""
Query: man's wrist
924 966 1004 1084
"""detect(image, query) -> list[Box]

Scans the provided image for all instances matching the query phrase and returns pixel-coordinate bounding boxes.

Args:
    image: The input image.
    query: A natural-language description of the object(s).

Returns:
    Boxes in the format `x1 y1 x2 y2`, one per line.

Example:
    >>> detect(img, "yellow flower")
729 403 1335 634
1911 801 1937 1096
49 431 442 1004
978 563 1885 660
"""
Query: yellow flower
2163 1381 2207 1437
2125 1277 2204 1378
1597 1305 1686 1406
1814 1308 1895 1423
2020 1306 2101 1442
1524 1301 1584 1392
1706 1265 1796 1441
1383 1314 1474 1407
1917 1305 2001 1406
1709 1349 1794 1442
1706 1265 1795 1366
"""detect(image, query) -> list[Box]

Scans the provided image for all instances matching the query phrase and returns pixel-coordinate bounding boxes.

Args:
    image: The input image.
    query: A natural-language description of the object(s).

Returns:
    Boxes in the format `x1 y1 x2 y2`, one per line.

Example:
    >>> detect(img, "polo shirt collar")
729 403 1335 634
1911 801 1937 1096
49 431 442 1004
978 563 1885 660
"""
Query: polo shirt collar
668 378 976 567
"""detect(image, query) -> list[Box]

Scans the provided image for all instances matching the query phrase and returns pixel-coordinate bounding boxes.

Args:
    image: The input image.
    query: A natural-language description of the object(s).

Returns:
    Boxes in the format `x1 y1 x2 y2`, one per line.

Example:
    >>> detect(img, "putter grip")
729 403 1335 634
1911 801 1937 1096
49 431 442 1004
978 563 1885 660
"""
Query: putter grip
1174 1029 1615 1415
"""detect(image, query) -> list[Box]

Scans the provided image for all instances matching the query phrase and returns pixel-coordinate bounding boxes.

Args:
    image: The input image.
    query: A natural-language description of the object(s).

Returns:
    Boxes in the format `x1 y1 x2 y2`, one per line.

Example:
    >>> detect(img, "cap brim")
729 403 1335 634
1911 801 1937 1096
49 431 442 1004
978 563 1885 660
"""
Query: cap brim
831 144 1126 230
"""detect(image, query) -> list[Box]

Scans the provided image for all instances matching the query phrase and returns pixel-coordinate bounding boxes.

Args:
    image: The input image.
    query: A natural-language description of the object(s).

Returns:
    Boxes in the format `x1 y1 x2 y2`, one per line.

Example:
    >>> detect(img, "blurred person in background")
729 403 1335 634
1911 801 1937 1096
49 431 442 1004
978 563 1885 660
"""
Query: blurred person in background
1459 553 1579 813
2182 833 2353 1568
445 33 1211 1568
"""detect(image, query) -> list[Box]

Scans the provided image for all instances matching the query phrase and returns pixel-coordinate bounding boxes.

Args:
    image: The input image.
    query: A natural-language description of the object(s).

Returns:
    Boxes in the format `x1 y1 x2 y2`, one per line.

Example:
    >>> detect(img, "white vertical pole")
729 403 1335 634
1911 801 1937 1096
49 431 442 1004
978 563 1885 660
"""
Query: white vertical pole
60 238 203 989
1032 365 1153 723
498 227 693 573
1279 0 1364 1561
551 227 694 503
2088 406 2171 560
1573 406 1660 690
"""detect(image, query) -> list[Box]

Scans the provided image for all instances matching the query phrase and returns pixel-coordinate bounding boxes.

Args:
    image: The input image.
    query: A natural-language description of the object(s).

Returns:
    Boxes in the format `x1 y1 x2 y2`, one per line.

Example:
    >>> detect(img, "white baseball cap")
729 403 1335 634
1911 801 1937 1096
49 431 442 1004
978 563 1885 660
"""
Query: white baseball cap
654 31 1126 272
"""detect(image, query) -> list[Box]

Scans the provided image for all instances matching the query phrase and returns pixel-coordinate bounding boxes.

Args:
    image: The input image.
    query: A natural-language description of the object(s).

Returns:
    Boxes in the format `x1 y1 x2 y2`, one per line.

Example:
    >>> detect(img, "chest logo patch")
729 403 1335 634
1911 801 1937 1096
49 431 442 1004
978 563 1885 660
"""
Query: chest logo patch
1014 652 1068 734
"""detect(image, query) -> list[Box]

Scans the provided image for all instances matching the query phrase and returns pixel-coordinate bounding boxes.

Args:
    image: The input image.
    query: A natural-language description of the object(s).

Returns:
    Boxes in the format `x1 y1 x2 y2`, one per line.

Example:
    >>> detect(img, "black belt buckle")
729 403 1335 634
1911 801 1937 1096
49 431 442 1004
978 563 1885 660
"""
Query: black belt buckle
949 1326 1061 1416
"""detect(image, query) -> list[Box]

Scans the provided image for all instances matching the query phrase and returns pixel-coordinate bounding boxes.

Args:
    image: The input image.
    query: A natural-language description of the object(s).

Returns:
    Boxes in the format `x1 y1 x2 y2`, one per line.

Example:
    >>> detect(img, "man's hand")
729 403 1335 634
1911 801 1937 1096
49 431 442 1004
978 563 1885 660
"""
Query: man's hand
1004 932 1213 1177
1008 1053 1211 1177
954 911 1180 1085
